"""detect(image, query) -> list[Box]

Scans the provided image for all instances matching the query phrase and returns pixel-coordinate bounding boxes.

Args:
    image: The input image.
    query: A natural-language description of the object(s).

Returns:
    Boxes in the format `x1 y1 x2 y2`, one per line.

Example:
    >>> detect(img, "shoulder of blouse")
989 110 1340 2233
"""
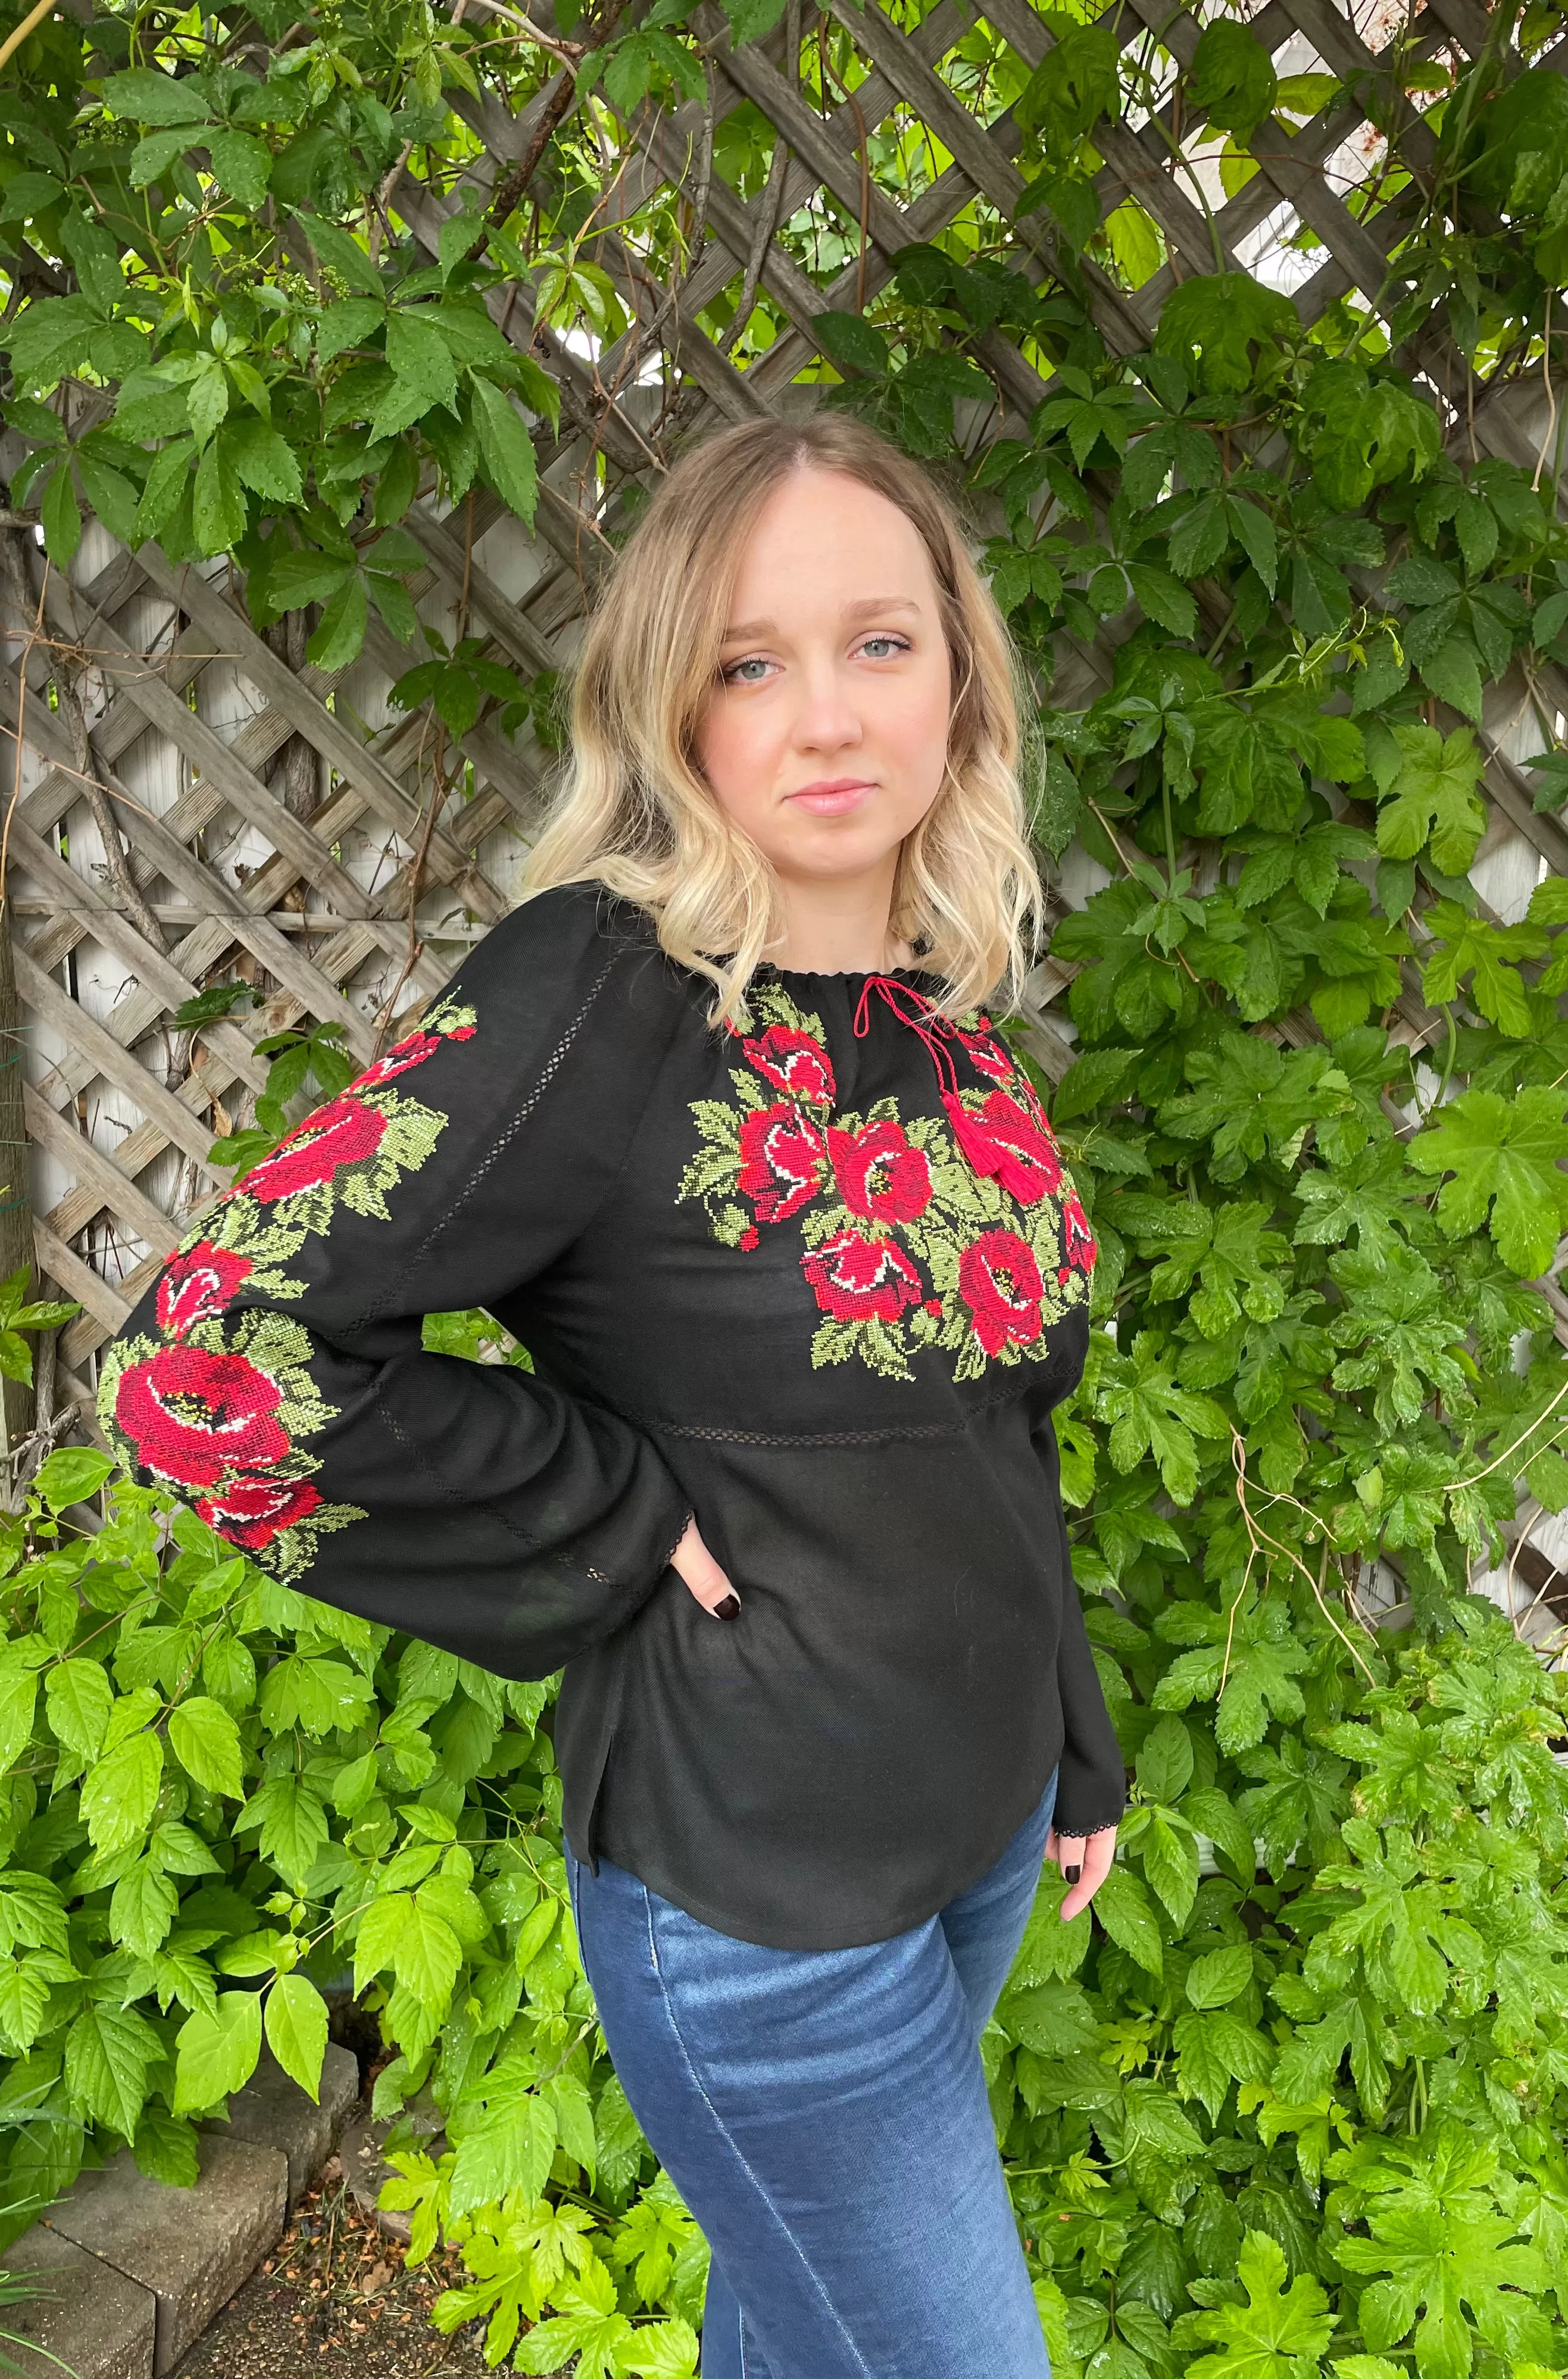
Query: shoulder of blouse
446 879 671 1022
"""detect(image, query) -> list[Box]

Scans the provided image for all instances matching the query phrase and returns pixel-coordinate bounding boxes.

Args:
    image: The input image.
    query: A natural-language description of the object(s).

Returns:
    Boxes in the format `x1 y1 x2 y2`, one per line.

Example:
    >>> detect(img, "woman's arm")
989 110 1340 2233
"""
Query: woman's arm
1035 1409 1127 1916
96 884 694 1679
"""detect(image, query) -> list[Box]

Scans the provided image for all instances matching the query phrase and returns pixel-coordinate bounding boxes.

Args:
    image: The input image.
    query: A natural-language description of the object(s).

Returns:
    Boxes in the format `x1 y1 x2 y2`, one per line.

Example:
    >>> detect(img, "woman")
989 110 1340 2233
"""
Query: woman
97 414 1125 2376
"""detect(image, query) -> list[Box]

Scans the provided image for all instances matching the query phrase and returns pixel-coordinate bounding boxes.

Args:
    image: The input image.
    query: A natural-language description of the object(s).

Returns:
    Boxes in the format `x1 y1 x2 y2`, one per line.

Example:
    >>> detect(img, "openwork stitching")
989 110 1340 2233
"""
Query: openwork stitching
354 950 619 1332
613 1381 1035 1448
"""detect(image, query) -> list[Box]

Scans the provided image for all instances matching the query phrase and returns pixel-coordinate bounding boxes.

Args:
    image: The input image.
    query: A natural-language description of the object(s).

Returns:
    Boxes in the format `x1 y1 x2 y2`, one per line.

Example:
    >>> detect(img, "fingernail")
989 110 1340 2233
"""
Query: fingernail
714 1593 741 1621
1064 1864 1082 1885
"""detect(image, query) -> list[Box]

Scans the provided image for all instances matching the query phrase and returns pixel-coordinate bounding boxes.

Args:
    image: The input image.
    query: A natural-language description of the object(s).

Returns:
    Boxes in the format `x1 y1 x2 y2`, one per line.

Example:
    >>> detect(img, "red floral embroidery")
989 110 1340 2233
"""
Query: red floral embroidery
680 976 1093 1384
195 1475 323 1551
959 1228 1045 1357
802 1228 923 1323
351 1031 441 1092
242 1095 388 1204
942 1089 1063 1204
157 1242 253 1340
742 1025 836 1106
114 1344 289 1489
954 1025 1016 1086
1061 1191 1098 1273
738 1103 827 1225
827 1118 932 1225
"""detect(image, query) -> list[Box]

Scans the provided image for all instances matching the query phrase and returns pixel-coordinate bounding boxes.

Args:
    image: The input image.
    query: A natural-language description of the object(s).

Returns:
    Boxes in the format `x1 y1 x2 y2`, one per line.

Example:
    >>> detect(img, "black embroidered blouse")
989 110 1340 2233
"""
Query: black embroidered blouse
98 880 1127 1951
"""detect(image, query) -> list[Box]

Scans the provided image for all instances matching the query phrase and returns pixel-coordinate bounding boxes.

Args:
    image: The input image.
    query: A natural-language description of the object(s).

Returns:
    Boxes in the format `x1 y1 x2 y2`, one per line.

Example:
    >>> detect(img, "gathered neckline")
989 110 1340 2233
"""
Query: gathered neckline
752 958 938 985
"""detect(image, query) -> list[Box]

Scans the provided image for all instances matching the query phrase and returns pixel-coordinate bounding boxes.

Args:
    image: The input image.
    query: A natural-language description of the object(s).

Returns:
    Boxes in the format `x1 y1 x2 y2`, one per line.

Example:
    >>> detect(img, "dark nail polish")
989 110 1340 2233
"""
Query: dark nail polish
714 1593 741 1621
1064 1864 1082 1885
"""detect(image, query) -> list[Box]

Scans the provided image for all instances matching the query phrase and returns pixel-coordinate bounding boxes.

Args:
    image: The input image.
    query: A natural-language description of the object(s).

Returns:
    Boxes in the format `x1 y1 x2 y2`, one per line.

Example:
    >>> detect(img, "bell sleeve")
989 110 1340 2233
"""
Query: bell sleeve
1035 1411 1127 1839
95 882 694 1680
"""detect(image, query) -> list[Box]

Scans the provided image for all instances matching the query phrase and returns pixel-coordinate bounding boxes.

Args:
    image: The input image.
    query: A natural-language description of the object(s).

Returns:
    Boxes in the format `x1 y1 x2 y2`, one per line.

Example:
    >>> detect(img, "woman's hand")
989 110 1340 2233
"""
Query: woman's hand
1046 1824 1117 1924
670 1515 741 1620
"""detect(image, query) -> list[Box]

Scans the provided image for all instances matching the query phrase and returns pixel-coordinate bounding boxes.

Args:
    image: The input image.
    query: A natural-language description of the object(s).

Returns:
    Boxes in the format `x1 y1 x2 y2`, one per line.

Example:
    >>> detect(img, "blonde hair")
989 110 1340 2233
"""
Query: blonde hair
518 414 1047 1030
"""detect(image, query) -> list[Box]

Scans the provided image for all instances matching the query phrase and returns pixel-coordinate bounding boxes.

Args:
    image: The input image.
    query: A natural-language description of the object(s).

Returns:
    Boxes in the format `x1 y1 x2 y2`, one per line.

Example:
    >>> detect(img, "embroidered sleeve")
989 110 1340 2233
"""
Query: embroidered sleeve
97 885 692 1681
1035 1412 1128 1839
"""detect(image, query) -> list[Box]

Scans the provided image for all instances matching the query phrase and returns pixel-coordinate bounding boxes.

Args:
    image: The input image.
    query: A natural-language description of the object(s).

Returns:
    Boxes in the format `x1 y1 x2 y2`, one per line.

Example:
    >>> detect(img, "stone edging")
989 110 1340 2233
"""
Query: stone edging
2 2044 361 2378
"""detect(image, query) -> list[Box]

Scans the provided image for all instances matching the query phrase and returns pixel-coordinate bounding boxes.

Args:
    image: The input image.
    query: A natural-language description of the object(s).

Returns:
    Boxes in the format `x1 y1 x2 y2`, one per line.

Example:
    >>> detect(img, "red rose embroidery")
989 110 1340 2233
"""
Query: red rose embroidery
242 1095 388 1203
943 1089 1063 1203
827 1117 932 1224
1061 1191 1098 1273
742 1025 836 1106
351 1030 441 1092
157 1242 253 1339
738 1103 827 1224
955 1025 1016 1086
801 1228 923 1324
195 1475 323 1551
115 1344 289 1489
959 1228 1045 1356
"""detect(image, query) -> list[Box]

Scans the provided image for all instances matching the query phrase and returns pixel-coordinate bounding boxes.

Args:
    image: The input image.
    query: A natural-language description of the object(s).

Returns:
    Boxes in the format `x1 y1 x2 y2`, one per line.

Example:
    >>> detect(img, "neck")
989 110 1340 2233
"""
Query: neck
769 876 913 975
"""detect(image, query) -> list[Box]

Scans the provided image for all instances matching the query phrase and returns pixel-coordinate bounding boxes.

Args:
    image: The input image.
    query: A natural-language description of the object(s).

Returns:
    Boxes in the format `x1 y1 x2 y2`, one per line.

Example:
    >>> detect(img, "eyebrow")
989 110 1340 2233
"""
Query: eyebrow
719 596 922 643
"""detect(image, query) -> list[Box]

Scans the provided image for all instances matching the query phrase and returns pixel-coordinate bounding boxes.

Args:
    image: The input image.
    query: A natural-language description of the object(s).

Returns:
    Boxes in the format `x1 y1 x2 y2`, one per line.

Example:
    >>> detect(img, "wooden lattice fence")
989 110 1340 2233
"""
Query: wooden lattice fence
1 0 1565 1625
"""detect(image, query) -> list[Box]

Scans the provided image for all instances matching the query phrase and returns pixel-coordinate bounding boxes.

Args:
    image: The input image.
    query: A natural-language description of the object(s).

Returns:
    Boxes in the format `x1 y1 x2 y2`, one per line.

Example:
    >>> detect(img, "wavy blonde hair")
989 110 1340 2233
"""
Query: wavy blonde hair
518 413 1047 1029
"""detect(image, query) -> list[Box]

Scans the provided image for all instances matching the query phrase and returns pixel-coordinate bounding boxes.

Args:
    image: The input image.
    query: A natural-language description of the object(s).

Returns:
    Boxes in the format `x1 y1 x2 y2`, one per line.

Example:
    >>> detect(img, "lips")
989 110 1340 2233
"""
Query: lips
786 780 874 816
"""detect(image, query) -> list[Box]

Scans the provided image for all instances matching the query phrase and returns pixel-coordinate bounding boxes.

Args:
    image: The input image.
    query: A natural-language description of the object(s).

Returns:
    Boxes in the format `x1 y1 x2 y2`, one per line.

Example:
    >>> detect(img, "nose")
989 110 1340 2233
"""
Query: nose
790 656 864 755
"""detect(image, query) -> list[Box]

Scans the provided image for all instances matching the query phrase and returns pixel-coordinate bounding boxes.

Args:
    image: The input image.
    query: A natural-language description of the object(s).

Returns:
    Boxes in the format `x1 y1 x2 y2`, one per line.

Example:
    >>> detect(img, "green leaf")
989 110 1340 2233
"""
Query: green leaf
1154 274 1297 397
1136 1713 1195 1804
1016 21 1122 158
192 438 248 555
448 2091 557 2216
1375 725 1486 876
720 0 788 41
207 129 272 208
45 1659 113 1759
1417 636 1485 723
102 68 214 126
168 1696 245 1799
1407 1085 1568 1276
35 1447 116 1510
65 2003 160 2137
0 1663 38 1778
39 461 81 567
82 1728 163 1854
810 310 891 378
1141 1809 1199 1925
1186 1944 1255 2008
306 574 368 670
133 2109 200 2188
261 546 354 612
264 1972 327 2102
383 308 458 414
173 1989 263 2114
110 1857 179 1958
470 376 539 524
221 417 303 502
129 127 195 188
1187 2230 1335 2379
240 1775 328 1888
1189 19 1278 142
1093 1863 1163 1977
293 211 382 294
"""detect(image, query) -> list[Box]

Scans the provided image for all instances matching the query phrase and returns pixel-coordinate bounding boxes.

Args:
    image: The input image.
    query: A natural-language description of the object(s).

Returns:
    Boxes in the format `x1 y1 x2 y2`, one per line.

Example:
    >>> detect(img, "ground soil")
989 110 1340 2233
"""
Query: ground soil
170 2143 492 2379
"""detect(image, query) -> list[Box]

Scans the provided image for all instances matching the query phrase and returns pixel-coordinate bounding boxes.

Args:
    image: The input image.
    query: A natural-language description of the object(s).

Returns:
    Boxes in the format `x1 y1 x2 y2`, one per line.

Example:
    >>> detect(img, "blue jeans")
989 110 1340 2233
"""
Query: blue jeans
566 1768 1058 2379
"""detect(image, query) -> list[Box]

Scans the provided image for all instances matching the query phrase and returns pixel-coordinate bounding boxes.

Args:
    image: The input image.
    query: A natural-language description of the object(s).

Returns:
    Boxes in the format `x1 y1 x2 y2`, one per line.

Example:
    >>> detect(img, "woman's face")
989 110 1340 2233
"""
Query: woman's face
691 467 954 898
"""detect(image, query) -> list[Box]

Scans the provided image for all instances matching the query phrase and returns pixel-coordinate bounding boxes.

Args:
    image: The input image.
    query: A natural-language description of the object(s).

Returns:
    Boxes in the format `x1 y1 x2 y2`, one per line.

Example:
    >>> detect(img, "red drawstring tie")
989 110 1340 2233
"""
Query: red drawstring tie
852 976 1052 1187
852 976 966 1097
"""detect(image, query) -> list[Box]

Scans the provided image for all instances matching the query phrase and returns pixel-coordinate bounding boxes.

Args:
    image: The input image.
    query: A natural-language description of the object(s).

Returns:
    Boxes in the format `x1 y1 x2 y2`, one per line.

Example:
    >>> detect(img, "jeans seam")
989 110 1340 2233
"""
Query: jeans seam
638 1887 874 2379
